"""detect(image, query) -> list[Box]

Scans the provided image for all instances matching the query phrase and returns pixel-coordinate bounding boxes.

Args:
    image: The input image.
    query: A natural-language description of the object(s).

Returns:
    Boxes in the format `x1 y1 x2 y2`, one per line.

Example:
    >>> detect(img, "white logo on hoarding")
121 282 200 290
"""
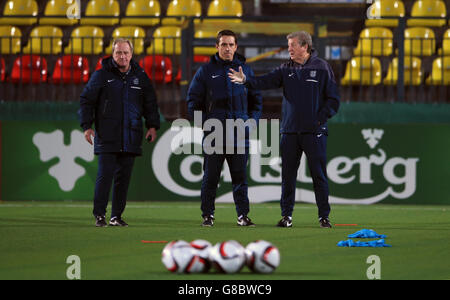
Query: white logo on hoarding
33 130 94 191
152 126 419 204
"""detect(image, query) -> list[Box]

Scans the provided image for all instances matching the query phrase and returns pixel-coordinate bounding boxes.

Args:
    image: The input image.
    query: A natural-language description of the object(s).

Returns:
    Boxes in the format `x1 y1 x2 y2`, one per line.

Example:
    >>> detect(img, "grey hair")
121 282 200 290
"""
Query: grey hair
112 38 134 54
287 31 312 53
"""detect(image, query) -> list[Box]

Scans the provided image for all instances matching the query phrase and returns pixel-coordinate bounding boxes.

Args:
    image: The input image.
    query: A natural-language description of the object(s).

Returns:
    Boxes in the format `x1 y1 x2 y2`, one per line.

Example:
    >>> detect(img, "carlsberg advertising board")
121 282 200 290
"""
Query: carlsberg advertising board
1 120 449 204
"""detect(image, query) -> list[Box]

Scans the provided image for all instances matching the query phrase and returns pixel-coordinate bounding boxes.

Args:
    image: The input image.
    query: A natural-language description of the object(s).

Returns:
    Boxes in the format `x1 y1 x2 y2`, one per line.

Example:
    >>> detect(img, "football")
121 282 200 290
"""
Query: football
209 240 246 274
161 240 205 274
190 239 212 273
245 240 280 273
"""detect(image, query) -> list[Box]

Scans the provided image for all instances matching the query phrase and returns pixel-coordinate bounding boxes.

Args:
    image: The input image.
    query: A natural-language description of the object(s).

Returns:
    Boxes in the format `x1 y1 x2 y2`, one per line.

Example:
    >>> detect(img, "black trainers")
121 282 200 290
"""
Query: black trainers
276 216 292 227
319 217 332 228
202 215 214 227
109 216 128 227
237 215 255 227
95 215 107 227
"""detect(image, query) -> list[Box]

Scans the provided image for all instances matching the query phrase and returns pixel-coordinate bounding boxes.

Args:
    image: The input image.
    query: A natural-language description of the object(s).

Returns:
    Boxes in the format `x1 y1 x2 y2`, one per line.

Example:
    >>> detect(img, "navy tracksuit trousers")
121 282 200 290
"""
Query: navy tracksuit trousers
93 153 136 219
201 151 249 218
280 133 330 219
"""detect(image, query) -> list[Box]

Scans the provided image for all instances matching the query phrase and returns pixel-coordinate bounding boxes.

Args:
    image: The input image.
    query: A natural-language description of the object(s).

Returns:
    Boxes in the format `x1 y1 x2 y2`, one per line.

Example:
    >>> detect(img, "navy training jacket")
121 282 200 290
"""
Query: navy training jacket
187 53 263 124
245 49 340 134
78 56 160 155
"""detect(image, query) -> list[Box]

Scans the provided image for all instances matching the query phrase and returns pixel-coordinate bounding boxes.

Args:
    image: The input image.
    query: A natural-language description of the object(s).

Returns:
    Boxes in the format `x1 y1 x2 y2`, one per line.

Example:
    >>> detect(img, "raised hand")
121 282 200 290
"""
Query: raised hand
228 66 246 84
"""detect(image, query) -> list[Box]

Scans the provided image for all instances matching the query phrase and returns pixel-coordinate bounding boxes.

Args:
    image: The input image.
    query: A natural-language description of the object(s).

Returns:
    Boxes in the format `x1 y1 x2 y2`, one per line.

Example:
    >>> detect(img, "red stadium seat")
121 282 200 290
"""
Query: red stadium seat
95 55 111 70
1 58 5 81
139 55 173 83
52 55 89 84
175 55 210 82
11 55 47 83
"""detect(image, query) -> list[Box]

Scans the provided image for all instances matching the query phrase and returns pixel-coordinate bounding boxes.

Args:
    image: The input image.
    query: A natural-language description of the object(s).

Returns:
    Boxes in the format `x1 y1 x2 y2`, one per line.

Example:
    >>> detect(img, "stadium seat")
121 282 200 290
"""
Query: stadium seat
162 0 202 25
0 25 22 54
105 26 146 55
205 0 242 23
39 0 78 26
353 27 393 56
437 29 450 55
52 55 89 84
383 56 422 85
139 55 174 83
121 0 160 26
194 29 218 55
147 26 181 55
365 0 405 27
22 25 63 55
175 54 210 82
81 0 120 26
426 56 450 85
340 56 382 85
10 55 48 84
95 55 110 70
0 0 38 26
0 58 5 82
64 26 104 55
402 27 436 56
407 0 446 27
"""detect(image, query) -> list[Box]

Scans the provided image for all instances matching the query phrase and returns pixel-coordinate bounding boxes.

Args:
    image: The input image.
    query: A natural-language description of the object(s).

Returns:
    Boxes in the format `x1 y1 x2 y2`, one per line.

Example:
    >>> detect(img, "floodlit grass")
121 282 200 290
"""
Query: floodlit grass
0 201 449 280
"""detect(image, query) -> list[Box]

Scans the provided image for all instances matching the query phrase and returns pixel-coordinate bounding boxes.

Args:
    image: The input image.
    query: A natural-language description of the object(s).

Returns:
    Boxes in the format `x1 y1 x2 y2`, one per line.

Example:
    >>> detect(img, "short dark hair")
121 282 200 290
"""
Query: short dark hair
216 30 238 45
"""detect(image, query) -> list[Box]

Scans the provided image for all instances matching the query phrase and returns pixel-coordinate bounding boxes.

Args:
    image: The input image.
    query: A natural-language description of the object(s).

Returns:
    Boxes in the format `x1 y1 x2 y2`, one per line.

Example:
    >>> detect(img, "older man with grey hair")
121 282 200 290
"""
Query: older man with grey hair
228 31 340 228
79 38 160 227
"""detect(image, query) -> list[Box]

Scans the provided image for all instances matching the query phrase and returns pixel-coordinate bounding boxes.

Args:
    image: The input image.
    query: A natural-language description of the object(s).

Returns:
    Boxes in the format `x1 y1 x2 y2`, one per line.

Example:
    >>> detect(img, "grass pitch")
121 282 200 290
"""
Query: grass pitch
0 201 449 280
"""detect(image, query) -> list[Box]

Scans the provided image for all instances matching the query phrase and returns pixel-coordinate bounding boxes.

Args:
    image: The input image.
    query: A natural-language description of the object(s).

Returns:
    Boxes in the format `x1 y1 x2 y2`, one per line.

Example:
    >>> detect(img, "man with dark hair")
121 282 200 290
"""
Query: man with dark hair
79 38 160 227
187 30 262 227
229 31 340 228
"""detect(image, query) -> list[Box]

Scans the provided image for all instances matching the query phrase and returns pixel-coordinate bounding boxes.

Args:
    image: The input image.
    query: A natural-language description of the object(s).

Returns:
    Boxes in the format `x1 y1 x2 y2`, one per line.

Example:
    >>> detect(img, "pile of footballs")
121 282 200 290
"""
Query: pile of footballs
162 239 280 274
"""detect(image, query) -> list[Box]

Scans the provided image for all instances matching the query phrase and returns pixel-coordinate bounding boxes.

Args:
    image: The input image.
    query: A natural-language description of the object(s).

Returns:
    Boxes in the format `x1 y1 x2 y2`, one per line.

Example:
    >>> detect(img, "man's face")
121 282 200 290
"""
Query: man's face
216 35 237 61
288 37 308 63
113 42 132 70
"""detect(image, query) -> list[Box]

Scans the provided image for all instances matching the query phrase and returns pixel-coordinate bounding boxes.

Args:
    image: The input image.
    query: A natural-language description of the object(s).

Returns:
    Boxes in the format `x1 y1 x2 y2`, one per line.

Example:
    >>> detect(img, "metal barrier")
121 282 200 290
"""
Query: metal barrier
0 15 449 118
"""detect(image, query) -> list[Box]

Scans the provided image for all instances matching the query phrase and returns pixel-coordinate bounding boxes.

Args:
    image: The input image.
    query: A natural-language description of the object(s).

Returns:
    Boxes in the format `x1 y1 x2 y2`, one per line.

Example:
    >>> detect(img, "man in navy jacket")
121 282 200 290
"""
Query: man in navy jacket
229 31 340 228
79 38 160 227
187 30 262 227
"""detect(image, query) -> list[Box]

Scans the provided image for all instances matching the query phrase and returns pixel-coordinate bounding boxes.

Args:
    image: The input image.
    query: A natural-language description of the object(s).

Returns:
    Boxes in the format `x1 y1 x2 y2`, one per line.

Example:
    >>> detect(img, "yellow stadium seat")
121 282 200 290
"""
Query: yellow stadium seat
64 26 104 55
437 29 450 56
105 26 146 55
383 57 422 85
22 25 63 55
194 29 218 55
365 0 405 27
162 0 202 25
341 56 382 85
353 27 393 56
402 27 436 56
0 25 22 54
0 0 38 25
81 0 120 26
426 56 450 85
147 26 181 55
407 0 446 27
121 0 161 26
39 0 78 26
205 0 242 24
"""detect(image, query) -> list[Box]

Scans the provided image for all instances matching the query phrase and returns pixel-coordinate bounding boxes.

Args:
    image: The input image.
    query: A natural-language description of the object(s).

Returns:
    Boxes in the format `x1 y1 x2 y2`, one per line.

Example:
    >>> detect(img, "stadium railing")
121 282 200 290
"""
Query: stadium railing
0 13 449 120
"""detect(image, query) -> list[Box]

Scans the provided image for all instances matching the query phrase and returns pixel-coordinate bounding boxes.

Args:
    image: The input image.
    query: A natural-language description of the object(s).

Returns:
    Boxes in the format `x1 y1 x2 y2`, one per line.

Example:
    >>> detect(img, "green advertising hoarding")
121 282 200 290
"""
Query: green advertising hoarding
1 120 449 204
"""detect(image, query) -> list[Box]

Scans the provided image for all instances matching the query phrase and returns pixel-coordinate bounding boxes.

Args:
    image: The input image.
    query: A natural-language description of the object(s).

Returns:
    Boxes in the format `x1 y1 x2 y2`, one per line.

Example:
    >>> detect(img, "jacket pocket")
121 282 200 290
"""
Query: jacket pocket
97 118 120 143
129 119 143 145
